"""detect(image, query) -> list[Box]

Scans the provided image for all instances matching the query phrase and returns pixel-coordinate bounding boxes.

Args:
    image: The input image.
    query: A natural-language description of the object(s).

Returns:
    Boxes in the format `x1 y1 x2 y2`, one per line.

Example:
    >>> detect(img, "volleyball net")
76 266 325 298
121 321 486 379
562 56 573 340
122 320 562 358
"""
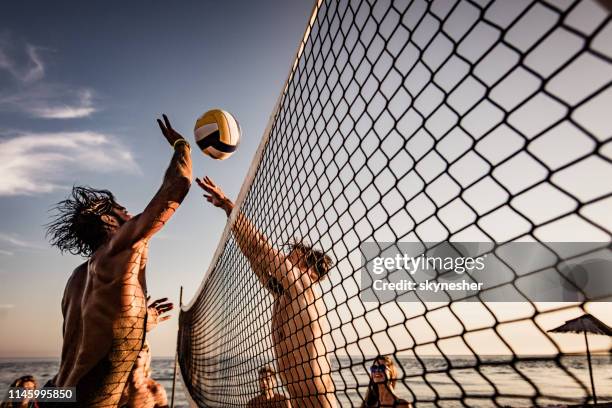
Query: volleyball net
178 0 612 406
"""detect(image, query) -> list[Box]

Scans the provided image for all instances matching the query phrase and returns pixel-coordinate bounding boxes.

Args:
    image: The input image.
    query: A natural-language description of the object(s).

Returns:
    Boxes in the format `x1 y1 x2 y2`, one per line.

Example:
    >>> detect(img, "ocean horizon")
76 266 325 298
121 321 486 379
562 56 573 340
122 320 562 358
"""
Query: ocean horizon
2 355 611 407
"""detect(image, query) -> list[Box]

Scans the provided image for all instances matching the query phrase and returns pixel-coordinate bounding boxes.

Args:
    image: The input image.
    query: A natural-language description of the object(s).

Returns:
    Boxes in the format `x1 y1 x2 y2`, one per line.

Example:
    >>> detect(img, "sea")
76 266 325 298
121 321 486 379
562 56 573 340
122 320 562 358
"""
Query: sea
1 355 611 407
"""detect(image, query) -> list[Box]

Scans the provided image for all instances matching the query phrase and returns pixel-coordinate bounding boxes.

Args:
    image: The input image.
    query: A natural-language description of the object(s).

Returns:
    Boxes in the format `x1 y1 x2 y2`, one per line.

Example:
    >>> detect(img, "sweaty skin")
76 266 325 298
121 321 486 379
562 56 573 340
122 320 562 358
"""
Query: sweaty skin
198 177 336 408
53 133 191 406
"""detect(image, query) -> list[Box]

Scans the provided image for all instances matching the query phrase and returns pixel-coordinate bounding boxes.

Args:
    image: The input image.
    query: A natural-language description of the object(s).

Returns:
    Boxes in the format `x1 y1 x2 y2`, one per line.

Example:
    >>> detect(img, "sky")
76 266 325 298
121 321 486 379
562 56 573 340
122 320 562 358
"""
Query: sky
0 0 314 357
0 0 610 363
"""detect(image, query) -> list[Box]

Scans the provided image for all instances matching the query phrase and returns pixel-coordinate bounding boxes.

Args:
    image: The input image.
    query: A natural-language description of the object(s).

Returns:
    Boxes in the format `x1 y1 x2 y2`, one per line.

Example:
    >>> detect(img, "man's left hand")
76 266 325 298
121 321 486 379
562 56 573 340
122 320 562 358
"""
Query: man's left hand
146 297 174 332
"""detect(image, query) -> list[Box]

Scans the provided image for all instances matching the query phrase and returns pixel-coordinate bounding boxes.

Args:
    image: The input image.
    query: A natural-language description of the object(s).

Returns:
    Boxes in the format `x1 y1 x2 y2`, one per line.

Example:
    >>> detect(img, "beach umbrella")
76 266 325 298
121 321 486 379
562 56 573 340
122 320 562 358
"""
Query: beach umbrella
548 314 612 405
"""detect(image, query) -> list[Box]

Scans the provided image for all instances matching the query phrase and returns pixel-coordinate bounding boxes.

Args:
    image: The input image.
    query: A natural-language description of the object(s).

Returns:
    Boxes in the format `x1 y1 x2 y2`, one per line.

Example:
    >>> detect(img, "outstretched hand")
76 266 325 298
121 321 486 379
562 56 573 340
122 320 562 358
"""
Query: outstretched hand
146 297 174 332
157 114 185 146
196 176 234 215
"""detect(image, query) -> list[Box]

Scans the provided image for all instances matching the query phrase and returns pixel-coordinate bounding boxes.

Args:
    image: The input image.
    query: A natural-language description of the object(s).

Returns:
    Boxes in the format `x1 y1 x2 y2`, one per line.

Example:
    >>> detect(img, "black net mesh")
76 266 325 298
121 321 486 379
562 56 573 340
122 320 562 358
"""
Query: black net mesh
178 0 612 406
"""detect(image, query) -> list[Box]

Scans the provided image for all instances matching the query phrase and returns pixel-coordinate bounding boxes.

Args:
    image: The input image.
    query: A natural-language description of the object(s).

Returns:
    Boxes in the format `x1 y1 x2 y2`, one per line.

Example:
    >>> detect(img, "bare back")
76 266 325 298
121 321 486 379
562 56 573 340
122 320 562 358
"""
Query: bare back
55 241 149 407
271 265 335 408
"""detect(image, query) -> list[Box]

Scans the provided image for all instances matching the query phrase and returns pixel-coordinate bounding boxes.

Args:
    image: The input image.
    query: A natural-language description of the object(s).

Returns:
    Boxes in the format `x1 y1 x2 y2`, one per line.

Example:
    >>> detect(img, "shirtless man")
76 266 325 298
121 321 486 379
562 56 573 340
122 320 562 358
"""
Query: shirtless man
197 177 336 408
45 115 192 406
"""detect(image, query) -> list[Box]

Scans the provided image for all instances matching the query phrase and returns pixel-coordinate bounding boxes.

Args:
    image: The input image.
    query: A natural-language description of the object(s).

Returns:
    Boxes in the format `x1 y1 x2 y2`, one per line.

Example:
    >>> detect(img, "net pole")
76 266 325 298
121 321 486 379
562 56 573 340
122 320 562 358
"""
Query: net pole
170 285 183 408
585 331 597 405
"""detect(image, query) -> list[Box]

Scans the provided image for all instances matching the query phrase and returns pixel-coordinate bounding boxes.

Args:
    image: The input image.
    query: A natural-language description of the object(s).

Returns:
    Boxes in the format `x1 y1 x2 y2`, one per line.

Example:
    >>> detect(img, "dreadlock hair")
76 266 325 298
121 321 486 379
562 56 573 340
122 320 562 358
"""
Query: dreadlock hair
46 186 119 257
289 239 334 278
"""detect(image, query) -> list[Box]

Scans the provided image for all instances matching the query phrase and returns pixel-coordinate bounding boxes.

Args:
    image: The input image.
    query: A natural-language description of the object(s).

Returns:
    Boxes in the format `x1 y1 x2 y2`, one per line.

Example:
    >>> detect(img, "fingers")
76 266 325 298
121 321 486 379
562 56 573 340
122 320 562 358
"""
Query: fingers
163 114 173 130
196 178 216 194
156 302 174 313
149 297 168 308
197 176 214 187
157 302 173 310
196 177 210 189
157 119 167 136
159 315 172 322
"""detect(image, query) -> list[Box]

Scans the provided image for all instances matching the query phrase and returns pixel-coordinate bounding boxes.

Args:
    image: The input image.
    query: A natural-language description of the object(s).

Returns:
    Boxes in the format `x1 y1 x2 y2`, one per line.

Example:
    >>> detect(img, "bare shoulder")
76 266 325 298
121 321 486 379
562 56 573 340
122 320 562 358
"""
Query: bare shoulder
62 262 88 310
67 262 88 287
88 238 147 282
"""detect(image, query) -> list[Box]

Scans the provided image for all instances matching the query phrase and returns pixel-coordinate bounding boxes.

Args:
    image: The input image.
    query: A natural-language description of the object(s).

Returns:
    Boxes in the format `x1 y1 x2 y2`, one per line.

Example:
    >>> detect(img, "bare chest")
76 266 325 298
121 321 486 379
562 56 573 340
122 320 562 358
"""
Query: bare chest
271 291 321 342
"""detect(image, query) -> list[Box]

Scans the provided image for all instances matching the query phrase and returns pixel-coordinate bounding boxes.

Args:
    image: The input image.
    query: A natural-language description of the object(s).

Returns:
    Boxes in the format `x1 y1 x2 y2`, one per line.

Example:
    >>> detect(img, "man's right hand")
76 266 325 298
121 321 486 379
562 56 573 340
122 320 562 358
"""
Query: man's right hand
196 176 234 216
157 114 186 147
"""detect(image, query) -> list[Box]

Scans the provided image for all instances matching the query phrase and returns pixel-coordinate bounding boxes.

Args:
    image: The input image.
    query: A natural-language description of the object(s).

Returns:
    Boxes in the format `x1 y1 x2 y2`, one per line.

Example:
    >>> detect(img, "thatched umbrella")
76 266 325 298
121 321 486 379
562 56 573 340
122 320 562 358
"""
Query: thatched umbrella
549 314 612 405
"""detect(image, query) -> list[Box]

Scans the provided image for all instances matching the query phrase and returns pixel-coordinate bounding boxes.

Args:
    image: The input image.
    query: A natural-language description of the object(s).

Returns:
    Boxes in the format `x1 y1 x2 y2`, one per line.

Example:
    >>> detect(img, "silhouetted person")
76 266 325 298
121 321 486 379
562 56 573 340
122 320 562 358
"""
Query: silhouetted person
198 177 336 408
45 115 192 406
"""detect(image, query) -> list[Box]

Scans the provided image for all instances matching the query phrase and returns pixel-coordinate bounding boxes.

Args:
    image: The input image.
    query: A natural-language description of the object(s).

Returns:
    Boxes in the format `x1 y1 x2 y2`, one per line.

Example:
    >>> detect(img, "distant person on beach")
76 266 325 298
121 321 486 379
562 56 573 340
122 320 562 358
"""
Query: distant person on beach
45 115 192 406
197 176 336 408
1 375 39 408
119 297 173 408
361 356 412 408
247 366 291 408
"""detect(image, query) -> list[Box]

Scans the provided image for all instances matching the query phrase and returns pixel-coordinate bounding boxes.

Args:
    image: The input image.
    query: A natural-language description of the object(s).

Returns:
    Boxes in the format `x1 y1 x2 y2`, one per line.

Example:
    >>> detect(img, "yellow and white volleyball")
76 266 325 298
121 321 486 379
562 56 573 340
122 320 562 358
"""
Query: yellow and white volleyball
193 109 241 160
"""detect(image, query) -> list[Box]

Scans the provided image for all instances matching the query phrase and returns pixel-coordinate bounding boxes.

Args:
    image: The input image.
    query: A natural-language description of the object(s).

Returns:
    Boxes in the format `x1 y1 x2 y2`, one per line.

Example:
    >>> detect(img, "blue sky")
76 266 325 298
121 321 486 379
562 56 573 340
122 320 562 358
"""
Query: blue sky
1 0 611 362
0 0 313 357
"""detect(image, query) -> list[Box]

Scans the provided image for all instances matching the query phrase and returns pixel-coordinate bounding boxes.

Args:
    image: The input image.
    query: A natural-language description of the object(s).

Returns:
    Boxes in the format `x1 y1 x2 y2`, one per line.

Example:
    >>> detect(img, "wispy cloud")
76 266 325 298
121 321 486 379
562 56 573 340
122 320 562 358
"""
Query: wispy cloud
0 233 40 256
30 89 95 119
0 34 97 119
1 86 98 119
0 233 33 248
0 41 44 83
0 131 140 196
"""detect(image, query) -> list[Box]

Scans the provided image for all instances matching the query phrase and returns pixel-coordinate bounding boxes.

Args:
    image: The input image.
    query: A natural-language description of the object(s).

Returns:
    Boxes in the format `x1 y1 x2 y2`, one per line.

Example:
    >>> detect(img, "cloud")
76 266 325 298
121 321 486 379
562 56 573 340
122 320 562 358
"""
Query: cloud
0 233 32 247
0 34 97 119
0 232 44 256
1 86 98 119
0 40 45 83
0 82 98 120
0 131 140 196
0 304 15 309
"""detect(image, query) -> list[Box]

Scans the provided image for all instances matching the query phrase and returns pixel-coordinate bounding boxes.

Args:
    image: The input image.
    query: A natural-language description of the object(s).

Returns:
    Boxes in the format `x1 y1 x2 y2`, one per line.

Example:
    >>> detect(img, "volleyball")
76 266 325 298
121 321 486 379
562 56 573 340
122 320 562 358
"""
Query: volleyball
194 109 241 160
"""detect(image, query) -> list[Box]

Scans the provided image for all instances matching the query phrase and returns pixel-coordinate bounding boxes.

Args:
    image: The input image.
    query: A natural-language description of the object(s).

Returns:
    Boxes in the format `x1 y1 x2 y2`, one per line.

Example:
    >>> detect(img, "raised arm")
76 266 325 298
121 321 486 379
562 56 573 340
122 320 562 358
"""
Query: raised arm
196 177 291 293
107 115 192 254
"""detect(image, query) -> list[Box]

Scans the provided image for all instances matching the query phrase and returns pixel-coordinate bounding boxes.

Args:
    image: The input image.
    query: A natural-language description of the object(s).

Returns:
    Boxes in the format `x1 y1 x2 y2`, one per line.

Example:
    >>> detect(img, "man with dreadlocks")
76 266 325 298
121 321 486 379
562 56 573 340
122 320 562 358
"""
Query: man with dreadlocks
197 176 337 408
45 115 192 407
